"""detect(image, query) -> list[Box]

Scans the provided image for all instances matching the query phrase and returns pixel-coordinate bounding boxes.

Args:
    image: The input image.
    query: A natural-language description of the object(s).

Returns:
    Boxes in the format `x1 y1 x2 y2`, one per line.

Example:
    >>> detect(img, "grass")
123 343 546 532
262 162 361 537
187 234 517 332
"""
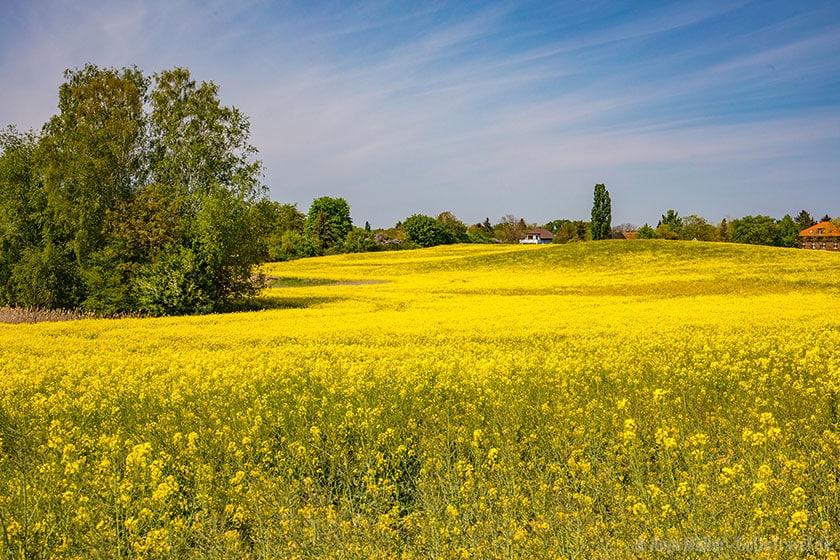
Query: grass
0 306 148 324
266 276 343 288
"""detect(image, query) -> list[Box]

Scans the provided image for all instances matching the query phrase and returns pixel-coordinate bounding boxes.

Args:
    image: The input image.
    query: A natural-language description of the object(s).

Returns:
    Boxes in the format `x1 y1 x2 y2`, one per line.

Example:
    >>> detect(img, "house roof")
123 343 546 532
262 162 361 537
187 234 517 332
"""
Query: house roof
622 231 638 239
526 227 555 239
798 221 840 237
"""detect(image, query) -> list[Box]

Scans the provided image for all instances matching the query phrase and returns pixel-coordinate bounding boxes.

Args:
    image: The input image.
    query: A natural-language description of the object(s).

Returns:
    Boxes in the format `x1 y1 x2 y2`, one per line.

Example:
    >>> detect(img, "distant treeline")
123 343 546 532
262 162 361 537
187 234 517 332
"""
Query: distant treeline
631 209 836 246
261 200 837 258
1 64 835 316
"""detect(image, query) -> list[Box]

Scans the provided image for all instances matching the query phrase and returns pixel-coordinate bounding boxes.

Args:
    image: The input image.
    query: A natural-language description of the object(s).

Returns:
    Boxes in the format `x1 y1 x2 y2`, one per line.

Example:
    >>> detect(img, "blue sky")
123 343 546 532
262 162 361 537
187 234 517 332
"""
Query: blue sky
1 0 839 228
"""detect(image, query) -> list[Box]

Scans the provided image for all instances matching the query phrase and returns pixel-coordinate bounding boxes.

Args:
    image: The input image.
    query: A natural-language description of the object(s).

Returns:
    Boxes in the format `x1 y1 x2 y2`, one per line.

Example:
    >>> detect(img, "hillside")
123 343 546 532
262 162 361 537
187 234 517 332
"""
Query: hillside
267 239 840 295
1 240 839 558
260 240 840 334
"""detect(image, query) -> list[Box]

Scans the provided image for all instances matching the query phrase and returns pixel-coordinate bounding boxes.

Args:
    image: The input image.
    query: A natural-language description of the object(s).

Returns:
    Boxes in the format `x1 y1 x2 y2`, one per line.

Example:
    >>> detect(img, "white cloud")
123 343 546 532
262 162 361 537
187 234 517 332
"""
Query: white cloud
1 0 838 225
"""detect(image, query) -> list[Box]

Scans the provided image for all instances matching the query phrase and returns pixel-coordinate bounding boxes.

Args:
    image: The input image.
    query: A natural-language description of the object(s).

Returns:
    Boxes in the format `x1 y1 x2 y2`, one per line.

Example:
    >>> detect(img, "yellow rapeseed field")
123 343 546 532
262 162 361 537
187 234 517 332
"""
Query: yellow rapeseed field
1 240 839 558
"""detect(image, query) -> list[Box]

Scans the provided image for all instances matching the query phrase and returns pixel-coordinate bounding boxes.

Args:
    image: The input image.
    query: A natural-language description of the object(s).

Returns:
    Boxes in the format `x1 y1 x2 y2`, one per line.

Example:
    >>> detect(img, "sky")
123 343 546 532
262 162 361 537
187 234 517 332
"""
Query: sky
1 0 839 228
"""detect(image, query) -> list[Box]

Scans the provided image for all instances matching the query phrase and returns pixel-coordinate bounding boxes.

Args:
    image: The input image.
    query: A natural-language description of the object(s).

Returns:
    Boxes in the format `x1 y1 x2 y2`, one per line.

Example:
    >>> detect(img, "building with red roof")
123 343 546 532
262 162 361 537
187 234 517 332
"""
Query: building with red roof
798 221 840 251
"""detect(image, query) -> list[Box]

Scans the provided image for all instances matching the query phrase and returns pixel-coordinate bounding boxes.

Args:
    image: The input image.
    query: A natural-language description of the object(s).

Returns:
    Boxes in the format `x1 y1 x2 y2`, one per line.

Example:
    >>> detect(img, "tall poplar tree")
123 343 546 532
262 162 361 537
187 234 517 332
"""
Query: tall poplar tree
590 183 612 240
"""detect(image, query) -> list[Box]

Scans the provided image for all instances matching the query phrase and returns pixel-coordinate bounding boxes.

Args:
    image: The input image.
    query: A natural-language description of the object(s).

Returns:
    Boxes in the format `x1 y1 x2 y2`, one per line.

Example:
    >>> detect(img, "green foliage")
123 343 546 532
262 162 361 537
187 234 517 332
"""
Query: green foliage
149 68 262 200
730 215 778 246
658 209 682 231
108 182 185 262
590 184 611 240
679 215 716 241
494 215 527 244
79 248 137 314
343 228 383 253
8 242 80 309
636 224 657 239
304 197 353 255
39 65 148 264
403 214 453 247
196 189 266 301
276 203 306 233
717 219 730 242
436 211 469 243
0 127 83 309
466 227 494 244
655 224 679 240
553 220 589 243
135 246 213 316
0 128 46 303
774 214 799 248
253 200 308 261
466 219 496 244
652 210 683 240
269 230 313 261
0 64 267 315
793 210 815 231
544 219 569 234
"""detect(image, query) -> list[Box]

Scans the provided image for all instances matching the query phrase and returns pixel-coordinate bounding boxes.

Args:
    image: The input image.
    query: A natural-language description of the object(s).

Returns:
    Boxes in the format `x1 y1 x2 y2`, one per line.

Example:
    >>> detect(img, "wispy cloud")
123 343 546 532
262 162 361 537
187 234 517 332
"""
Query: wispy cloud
1 0 838 225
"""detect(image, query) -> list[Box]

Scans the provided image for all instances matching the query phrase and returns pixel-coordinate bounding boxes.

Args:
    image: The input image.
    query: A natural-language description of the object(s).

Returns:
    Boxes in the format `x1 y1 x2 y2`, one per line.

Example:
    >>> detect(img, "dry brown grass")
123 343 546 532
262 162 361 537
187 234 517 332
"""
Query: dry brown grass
0 307 145 324
0 307 95 324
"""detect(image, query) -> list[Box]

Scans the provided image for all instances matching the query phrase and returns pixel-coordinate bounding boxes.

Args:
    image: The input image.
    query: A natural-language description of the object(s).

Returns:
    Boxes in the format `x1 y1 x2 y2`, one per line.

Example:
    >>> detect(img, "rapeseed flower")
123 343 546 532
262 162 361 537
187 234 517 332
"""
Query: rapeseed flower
1 241 839 557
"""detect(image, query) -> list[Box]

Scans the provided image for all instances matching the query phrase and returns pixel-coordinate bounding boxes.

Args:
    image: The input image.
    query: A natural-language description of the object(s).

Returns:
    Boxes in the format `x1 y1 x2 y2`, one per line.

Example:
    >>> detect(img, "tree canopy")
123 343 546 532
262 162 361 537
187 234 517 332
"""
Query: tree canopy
590 184 611 240
679 215 716 241
403 214 454 248
794 210 815 231
304 196 353 255
0 64 267 315
729 215 778 246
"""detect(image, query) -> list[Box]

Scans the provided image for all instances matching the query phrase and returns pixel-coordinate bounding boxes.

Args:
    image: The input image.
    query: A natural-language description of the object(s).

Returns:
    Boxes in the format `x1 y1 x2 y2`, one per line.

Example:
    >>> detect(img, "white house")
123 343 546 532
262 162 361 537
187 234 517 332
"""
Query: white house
519 228 555 244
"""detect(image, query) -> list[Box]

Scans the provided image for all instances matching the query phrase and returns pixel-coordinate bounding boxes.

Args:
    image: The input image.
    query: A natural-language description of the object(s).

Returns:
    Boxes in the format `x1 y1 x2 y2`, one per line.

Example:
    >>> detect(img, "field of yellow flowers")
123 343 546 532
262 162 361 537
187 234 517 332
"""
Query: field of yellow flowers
2 240 839 558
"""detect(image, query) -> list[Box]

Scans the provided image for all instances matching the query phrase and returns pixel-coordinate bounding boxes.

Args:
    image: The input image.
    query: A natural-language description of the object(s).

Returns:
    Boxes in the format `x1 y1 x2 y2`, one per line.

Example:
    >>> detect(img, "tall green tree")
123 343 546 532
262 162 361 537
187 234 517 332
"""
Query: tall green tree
304 197 352 255
774 214 799 248
654 209 682 240
436 211 469 243
717 218 730 242
0 127 61 307
403 214 453 247
33 65 149 311
149 67 262 200
0 64 268 315
794 210 815 231
658 209 682 230
252 201 307 261
679 215 716 241
729 215 777 246
136 67 267 313
39 64 148 268
636 224 656 239
0 128 43 255
590 184 611 240
494 215 527 244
